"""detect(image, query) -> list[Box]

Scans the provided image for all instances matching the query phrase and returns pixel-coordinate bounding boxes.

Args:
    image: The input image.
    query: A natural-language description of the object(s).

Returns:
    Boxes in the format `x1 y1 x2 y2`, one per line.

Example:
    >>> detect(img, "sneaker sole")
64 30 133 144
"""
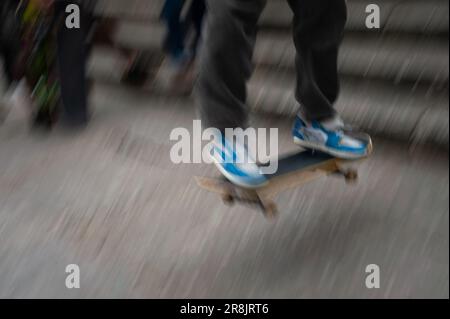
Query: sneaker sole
210 156 268 189
294 136 370 160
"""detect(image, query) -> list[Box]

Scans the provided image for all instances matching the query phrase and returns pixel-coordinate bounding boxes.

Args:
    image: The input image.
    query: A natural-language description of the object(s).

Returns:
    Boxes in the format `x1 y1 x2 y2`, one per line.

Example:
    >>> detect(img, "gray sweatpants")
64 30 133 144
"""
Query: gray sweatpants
197 0 347 131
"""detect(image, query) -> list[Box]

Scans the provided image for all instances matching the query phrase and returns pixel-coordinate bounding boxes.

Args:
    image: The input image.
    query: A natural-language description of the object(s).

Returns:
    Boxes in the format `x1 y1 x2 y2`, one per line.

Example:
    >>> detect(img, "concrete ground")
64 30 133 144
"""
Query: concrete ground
0 82 448 299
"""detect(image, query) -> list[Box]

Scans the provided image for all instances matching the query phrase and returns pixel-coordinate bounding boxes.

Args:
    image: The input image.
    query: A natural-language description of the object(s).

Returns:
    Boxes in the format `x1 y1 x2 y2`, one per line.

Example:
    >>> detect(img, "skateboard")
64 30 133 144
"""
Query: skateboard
197 137 373 219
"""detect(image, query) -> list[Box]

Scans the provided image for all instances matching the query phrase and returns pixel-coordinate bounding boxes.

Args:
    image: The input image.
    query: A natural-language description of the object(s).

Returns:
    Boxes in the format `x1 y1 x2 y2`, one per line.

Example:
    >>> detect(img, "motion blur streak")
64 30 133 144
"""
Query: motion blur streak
0 0 448 298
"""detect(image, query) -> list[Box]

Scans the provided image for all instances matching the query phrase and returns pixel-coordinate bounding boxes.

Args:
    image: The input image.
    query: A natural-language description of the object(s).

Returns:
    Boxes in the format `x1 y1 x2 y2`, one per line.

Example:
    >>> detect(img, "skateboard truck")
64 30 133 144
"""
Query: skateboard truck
213 179 278 218
333 163 359 184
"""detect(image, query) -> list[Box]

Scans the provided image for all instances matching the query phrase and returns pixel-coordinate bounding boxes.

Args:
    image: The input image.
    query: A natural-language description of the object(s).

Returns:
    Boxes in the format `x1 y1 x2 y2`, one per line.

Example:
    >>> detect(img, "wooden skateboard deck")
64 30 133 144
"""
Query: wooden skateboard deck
197 139 372 218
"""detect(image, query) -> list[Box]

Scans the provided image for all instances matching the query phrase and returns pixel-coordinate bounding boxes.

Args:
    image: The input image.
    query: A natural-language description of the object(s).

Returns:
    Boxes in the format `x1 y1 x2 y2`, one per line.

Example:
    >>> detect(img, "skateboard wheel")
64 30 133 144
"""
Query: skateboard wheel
222 194 234 205
344 170 358 183
264 202 278 219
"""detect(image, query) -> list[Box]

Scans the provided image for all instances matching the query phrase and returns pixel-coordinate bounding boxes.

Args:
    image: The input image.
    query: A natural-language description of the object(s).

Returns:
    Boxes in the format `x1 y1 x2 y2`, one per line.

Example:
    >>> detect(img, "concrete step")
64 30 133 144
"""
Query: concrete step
261 0 449 35
113 21 165 50
87 48 449 148
111 21 449 87
94 0 163 21
254 31 449 88
96 0 449 35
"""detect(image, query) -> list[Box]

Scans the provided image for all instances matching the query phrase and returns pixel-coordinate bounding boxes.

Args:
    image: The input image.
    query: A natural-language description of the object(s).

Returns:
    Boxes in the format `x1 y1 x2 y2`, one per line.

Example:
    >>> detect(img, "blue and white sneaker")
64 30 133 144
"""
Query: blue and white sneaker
293 114 371 159
208 134 268 189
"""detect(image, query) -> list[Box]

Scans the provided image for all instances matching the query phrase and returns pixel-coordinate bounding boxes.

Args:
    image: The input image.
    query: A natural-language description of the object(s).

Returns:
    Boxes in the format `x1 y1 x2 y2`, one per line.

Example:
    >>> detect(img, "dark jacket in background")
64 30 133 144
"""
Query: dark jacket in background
0 0 22 84
54 0 97 126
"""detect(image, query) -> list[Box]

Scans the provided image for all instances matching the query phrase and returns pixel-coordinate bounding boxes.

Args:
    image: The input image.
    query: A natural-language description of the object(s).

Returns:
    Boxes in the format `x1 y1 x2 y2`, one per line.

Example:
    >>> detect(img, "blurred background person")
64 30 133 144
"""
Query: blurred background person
0 0 94 129
0 0 21 89
0 0 27 123
161 0 206 94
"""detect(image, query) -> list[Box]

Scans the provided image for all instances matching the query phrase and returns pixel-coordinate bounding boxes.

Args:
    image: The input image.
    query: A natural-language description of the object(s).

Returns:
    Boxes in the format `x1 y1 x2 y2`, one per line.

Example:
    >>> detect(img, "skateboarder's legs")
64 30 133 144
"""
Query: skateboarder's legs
197 0 267 132
197 0 347 130
197 0 370 187
288 0 347 121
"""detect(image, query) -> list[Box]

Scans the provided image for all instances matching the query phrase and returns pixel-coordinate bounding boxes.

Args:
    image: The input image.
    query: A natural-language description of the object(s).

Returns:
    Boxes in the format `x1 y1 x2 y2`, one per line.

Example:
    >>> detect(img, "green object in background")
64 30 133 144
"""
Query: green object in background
21 0 61 128
32 76 59 112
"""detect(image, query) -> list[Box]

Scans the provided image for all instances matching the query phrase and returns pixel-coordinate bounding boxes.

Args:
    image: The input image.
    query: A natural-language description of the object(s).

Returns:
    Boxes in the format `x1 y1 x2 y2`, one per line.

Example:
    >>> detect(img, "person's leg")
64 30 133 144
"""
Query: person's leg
161 0 186 62
0 0 22 86
196 0 268 188
166 0 206 95
0 45 9 122
287 0 347 121
197 0 267 132
1 0 28 123
288 0 371 159
0 46 16 87
186 0 206 58
55 2 90 126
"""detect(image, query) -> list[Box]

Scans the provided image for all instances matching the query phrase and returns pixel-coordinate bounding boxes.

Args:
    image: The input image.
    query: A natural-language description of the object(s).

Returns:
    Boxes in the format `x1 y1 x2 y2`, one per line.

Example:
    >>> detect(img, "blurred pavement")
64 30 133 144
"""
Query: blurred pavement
0 82 448 298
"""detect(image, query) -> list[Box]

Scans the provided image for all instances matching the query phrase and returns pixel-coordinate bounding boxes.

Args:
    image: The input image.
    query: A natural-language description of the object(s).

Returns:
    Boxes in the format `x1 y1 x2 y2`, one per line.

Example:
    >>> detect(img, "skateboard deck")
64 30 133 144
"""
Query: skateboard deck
197 139 372 218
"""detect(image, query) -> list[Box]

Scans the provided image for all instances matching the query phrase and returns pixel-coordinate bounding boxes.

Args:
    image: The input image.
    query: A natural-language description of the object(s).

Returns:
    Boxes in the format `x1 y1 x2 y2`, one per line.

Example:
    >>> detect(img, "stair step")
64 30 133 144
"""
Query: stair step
87 48 449 148
262 0 449 35
254 31 449 87
95 0 449 35
110 21 449 86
